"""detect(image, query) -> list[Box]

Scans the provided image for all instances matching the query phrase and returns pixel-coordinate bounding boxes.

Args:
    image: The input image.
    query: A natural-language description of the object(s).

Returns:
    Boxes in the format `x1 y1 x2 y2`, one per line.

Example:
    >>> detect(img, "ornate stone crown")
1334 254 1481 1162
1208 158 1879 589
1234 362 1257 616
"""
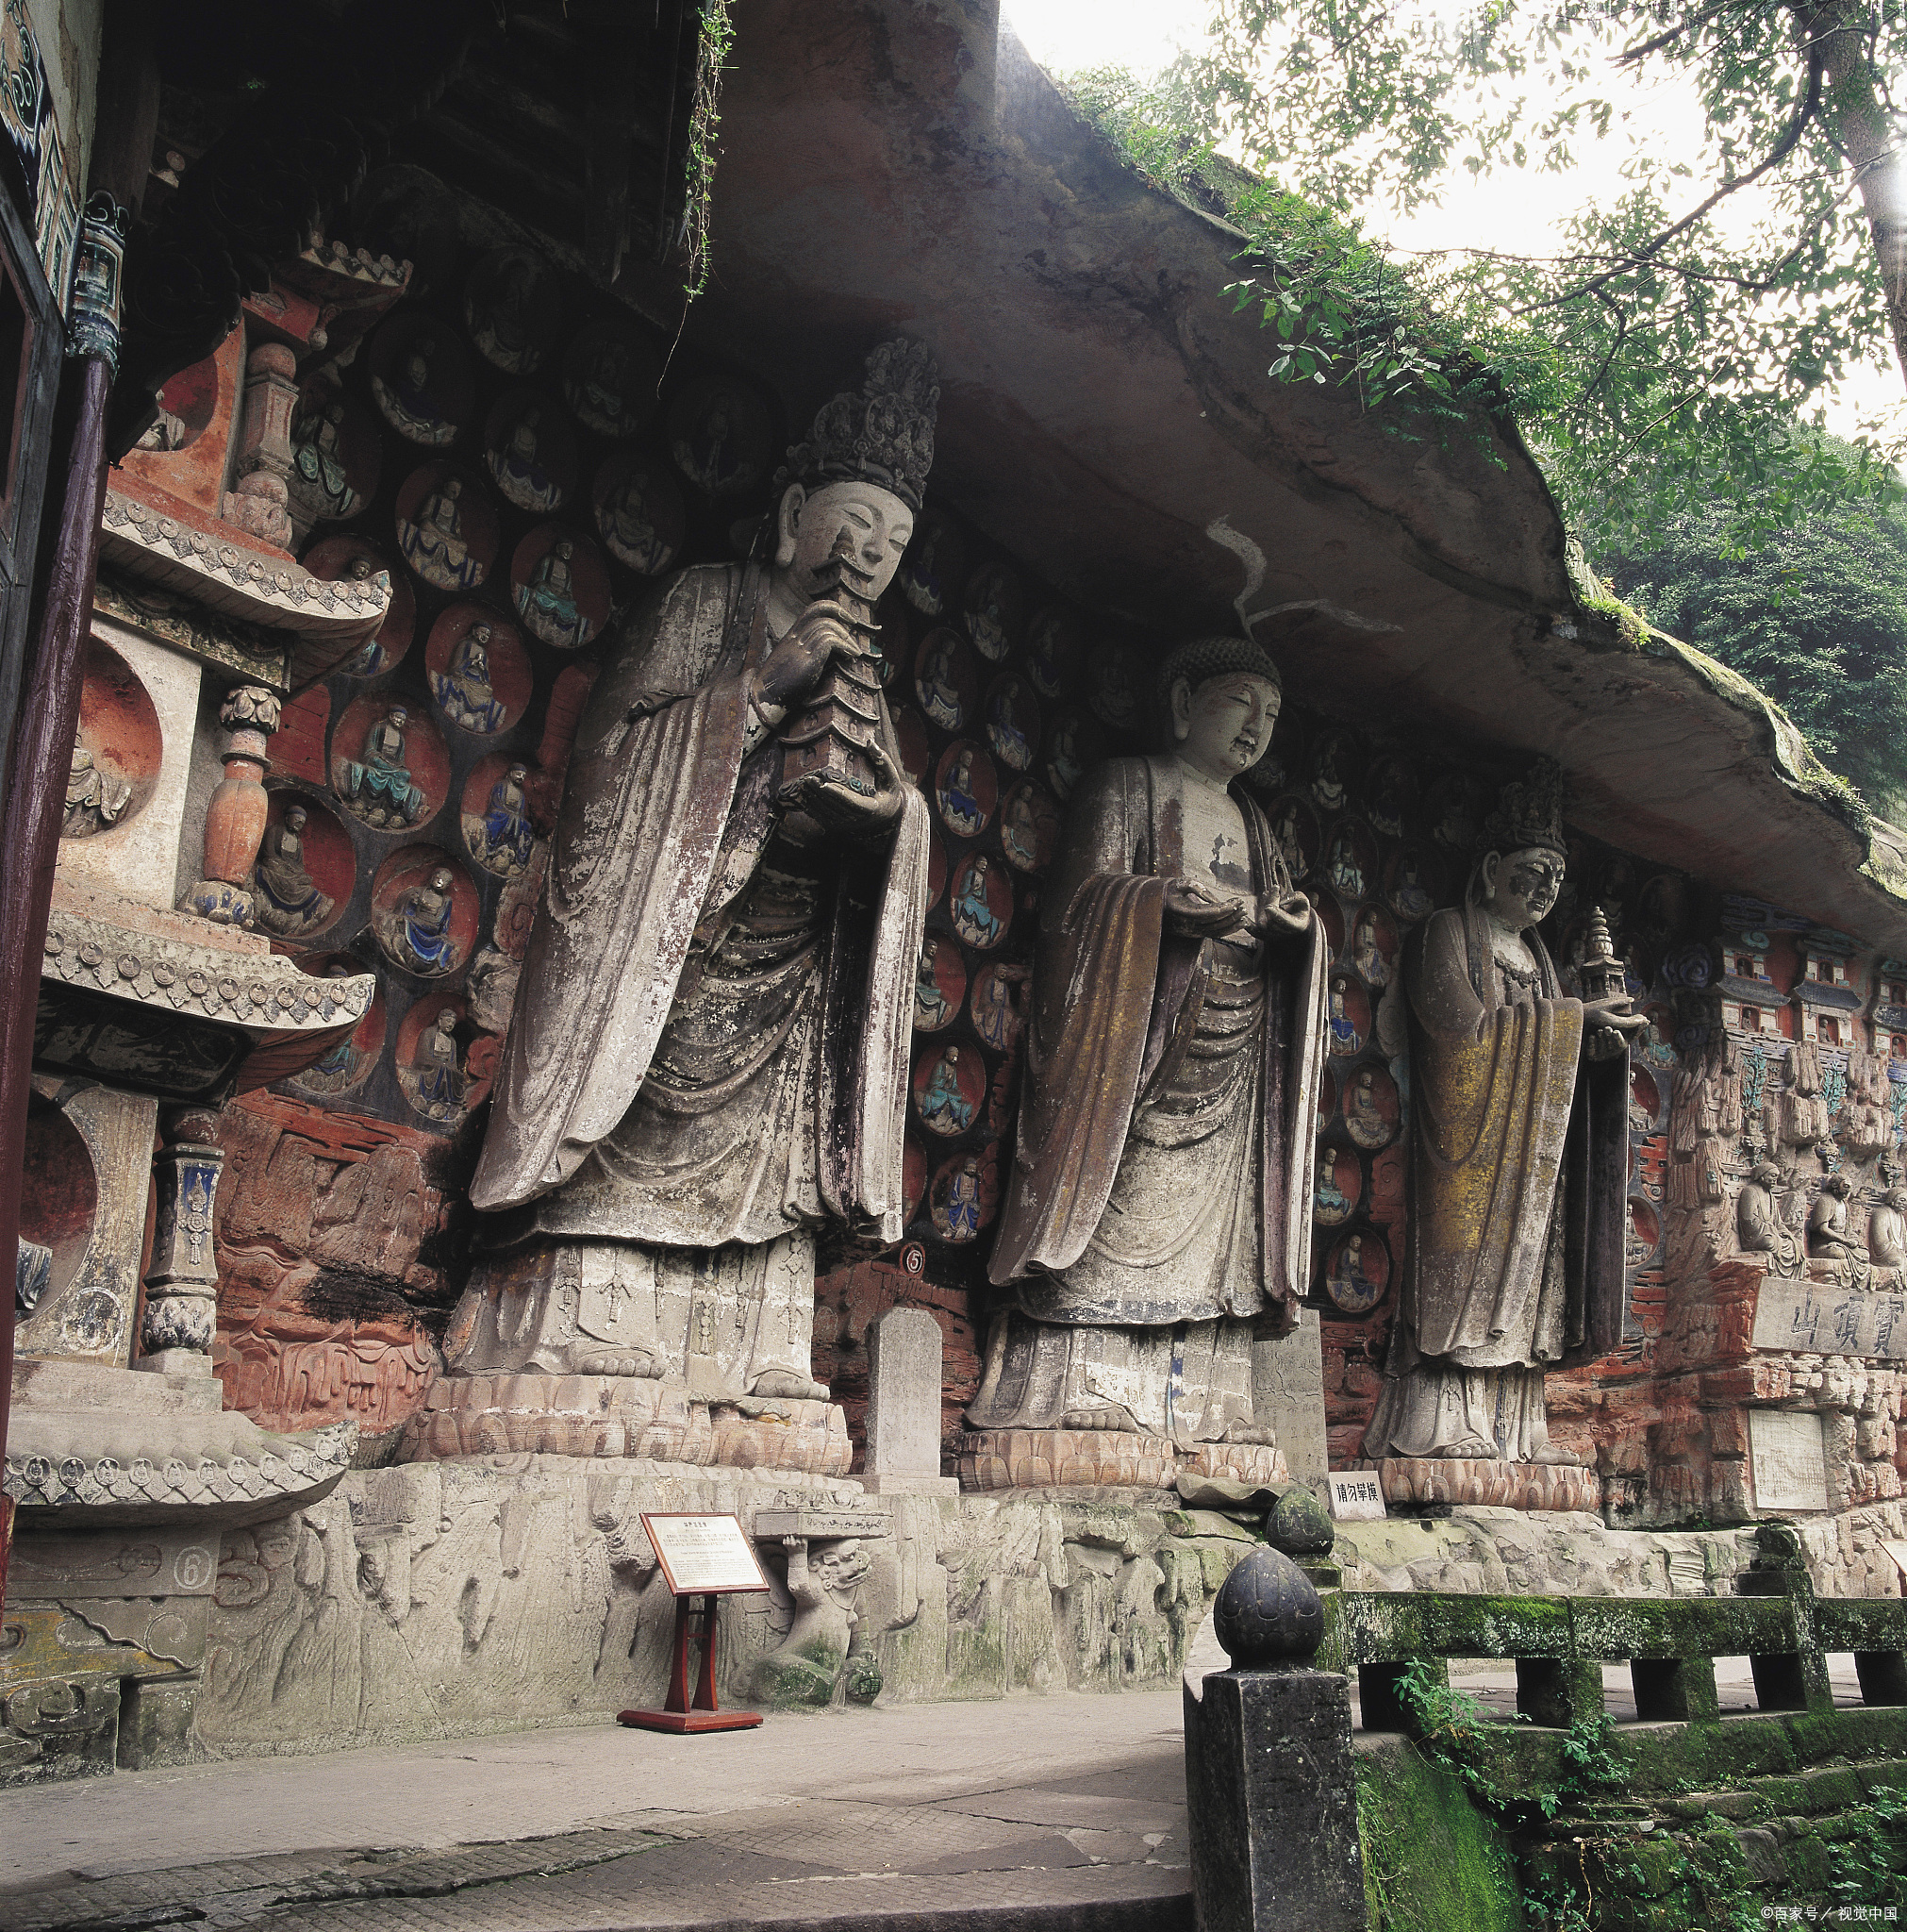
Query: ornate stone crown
779 338 939 511
1154 635 1283 706
1479 756 1567 858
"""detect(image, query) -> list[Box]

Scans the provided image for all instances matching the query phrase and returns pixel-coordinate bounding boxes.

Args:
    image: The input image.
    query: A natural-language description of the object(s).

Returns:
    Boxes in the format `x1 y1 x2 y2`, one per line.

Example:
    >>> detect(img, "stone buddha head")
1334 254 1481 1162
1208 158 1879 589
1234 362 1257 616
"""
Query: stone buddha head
1156 637 1283 784
1473 758 1567 930
770 338 938 610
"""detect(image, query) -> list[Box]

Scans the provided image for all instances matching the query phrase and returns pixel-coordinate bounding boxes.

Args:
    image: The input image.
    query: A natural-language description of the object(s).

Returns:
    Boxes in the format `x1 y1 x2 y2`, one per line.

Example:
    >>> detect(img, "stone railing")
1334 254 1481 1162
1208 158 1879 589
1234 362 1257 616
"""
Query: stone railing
1318 1522 1906 1731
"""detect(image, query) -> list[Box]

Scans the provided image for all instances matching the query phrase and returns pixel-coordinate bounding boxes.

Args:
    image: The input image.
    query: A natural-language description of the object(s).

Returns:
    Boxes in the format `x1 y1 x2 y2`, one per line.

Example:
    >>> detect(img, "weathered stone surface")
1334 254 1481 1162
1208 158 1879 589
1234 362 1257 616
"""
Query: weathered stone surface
1185 1668 1365 1931
184 1462 1241 1757
401 1374 853 1474
865 1307 953 1491
959 1428 1286 1492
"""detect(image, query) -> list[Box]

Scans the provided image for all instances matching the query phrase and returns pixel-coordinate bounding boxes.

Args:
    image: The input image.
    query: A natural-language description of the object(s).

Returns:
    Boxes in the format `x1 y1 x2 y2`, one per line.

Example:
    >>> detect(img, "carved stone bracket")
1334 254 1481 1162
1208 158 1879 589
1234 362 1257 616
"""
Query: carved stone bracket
220 343 299 548
181 684 282 928
139 1108 225 1372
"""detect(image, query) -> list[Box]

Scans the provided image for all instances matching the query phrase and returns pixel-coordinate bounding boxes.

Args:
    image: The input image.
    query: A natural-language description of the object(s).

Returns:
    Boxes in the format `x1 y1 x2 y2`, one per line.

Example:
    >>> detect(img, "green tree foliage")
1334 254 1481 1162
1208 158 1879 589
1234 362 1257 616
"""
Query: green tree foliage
1066 0 1907 544
1602 492 1907 816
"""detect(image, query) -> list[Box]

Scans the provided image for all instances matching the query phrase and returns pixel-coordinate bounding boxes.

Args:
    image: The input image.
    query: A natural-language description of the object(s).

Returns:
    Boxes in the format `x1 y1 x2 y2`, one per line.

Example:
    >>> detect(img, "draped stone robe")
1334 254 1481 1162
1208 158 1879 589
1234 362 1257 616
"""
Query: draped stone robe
1364 899 1627 1459
972 755 1327 1442
454 558 928 1391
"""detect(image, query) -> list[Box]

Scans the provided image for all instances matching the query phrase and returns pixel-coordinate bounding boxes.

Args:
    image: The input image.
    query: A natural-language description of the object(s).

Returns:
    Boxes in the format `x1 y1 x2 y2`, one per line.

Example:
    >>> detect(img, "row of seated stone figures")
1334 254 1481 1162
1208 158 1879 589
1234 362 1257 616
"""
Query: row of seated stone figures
434 337 1644 1479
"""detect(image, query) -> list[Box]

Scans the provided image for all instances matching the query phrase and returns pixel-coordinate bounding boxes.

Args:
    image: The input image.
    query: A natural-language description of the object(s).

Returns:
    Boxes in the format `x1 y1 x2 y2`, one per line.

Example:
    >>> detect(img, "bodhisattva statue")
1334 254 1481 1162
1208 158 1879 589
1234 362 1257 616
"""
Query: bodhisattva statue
1365 759 1640 1464
446 341 937 1416
970 637 1327 1466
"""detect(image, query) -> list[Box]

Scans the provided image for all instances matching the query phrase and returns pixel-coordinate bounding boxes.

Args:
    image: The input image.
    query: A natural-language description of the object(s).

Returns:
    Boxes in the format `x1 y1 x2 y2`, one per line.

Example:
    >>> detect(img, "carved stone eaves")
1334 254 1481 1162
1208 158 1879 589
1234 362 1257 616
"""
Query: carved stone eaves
98 490 390 650
42 906 373 1031
5 1374 354 1529
39 901 376 1101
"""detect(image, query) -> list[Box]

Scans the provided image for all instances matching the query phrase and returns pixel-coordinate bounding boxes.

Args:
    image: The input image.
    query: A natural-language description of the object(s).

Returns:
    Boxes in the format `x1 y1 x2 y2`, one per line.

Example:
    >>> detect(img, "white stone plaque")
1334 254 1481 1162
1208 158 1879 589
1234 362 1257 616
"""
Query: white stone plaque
640 1513 771 1595
1750 1278 1907 1359
1326 1472 1387 1522
1748 1410 1830 1514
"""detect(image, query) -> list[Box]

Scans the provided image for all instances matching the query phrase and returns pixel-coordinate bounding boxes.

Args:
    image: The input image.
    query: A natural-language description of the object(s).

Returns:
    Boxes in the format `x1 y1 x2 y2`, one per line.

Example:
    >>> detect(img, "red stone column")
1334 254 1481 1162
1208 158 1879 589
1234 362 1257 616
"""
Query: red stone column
181 685 282 926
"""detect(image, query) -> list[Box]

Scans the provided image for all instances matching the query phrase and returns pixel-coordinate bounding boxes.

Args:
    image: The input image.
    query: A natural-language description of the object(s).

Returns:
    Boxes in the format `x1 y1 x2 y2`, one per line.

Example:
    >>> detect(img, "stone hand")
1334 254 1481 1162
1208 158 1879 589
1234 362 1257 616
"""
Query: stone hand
1164 880 1248 938
789 739 905 839
1253 891 1312 940
756 600 864 709
1583 993 1648 1035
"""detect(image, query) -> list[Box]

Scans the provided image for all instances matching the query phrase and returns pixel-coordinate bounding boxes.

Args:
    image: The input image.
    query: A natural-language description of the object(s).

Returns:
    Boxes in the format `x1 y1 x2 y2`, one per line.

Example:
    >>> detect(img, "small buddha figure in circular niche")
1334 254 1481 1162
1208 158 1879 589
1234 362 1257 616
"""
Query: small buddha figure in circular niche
254 805 336 939
341 708 427 829
63 737 131 839
380 867 459 977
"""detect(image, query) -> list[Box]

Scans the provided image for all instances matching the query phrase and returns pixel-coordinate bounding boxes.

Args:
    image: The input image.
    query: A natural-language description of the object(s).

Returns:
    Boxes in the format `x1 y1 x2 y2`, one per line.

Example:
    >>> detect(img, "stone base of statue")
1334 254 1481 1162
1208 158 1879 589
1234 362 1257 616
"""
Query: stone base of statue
413 1237 849 1473
1358 1457 1601 1514
399 1371 852 1474
958 1428 1287 1492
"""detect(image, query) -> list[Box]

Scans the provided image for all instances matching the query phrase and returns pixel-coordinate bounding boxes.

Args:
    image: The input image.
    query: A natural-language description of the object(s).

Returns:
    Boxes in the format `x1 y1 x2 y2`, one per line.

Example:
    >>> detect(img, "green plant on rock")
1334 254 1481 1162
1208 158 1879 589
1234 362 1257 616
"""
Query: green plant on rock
680 0 736 304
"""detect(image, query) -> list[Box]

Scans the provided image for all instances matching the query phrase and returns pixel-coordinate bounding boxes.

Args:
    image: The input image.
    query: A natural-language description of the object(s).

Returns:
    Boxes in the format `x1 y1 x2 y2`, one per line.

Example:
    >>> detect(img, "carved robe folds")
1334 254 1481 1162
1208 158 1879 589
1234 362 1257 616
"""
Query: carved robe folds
973 757 1326 1453
1365 904 1627 1461
444 559 927 1416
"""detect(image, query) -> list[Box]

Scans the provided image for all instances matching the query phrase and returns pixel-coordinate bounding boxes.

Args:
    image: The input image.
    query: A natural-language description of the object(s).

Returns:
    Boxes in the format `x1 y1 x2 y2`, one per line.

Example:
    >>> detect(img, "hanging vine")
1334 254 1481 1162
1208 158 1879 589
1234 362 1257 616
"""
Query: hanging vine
681 0 737 304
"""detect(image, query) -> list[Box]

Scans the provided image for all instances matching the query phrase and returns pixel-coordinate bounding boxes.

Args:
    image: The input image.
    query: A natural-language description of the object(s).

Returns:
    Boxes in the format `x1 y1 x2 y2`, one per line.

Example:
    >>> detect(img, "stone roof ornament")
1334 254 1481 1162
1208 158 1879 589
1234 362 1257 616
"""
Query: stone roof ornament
776 337 939 511
1479 755 1567 858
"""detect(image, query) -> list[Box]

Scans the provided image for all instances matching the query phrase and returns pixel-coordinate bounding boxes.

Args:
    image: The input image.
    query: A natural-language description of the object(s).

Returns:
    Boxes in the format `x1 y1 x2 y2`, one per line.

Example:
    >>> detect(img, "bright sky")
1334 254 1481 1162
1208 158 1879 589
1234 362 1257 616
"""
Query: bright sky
1003 0 1906 447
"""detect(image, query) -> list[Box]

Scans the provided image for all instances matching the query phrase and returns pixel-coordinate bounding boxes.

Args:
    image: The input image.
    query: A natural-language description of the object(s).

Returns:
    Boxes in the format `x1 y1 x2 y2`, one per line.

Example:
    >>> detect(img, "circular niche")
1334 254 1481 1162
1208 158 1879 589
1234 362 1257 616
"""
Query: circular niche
288 378 382 530
20 1099 97 1304
665 375 773 499
964 558 1026 663
945 851 1010 951
460 751 552 881
483 389 578 515
1343 1063 1401 1150
1025 605 1082 700
928 1143 1000 1242
563 316 662 441
290 952 389 1098
393 461 498 594
394 994 489 1126
915 627 978 735
899 510 967 620
1322 1228 1389 1315
304 535 416 676
913 1041 986 1139
369 312 477 448
1087 642 1142 732
65 640 162 841
934 741 997 841
984 674 1039 774
1042 708 1103 805
913 935 967 1038
254 788 356 944
465 245 565 376
1267 795 1320 889
592 450 684 575
426 604 533 738
329 694 450 833
370 848 480 982
999 781 1060 876
1319 821 1378 903
1312 1144 1362 1227
510 525 612 652
969 963 1027 1054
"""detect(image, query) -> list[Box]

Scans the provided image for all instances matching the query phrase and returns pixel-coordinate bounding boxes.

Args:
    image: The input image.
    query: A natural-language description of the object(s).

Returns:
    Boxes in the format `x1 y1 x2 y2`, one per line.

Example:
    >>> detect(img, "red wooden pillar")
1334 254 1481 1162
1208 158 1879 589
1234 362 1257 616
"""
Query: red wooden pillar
0 9 158 1616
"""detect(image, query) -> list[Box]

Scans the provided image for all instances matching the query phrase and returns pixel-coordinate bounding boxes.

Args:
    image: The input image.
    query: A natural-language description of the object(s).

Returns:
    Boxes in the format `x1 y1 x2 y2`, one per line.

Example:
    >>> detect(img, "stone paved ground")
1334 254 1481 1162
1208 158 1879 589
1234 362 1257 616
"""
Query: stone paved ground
0 1691 1198 1932
0 1645 1869 1931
